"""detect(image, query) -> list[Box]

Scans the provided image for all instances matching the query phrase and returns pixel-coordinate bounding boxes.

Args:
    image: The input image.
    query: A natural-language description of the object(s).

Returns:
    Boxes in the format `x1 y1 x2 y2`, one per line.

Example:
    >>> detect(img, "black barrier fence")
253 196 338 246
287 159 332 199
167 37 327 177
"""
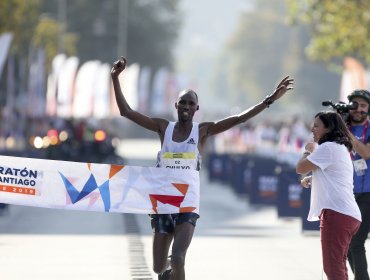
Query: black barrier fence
207 152 319 232
277 169 303 218
207 153 255 195
301 187 320 231
229 154 254 195
249 157 281 205
207 153 233 184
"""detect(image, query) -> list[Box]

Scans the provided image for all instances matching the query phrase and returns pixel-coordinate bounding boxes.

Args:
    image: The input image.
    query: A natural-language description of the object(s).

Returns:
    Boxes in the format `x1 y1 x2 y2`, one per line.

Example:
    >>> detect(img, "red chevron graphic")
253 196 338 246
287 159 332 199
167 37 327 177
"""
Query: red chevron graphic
150 194 185 208
149 182 195 213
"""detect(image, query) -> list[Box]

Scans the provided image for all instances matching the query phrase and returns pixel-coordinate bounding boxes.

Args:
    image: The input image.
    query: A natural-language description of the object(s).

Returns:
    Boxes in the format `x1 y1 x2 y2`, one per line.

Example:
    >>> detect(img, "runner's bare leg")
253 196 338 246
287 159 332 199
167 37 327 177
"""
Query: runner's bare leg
170 222 195 280
153 233 173 274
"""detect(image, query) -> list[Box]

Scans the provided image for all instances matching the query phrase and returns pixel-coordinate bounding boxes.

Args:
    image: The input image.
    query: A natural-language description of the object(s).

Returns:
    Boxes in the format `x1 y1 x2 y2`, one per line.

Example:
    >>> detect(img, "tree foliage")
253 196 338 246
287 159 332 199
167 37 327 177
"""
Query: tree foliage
287 0 370 67
33 16 77 72
0 0 181 111
211 0 340 116
219 1 298 105
0 0 43 56
127 0 180 70
0 0 76 68
0 0 181 71
41 0 181 71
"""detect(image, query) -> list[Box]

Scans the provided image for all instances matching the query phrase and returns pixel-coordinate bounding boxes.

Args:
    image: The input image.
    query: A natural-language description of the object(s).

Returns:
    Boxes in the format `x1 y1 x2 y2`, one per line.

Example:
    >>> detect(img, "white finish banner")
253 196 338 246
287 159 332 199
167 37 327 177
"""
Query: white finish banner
0 156 200 214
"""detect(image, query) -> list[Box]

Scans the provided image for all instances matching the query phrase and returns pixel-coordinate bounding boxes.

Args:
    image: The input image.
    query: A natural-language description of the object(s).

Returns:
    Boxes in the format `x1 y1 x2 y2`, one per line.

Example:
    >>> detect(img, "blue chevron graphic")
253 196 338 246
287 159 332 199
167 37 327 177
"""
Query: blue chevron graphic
58 172 111 212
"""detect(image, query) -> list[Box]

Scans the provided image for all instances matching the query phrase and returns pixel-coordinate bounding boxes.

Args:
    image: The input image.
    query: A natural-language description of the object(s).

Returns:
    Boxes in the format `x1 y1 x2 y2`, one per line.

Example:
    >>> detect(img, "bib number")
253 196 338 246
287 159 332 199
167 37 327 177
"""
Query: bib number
353 159 367 176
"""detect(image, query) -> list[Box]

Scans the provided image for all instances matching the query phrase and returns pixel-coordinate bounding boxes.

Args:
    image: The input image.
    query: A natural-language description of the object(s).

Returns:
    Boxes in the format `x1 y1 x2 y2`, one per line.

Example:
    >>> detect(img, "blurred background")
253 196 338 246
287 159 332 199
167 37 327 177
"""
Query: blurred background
0 1 370 278
0 0 368 201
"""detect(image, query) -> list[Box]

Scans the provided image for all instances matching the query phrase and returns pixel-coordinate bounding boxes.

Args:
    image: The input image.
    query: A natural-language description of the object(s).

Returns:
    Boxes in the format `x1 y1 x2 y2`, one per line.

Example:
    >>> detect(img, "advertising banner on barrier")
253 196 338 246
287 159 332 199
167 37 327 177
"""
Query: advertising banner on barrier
0 156 200 214
277 169 303 218
249 158 279 205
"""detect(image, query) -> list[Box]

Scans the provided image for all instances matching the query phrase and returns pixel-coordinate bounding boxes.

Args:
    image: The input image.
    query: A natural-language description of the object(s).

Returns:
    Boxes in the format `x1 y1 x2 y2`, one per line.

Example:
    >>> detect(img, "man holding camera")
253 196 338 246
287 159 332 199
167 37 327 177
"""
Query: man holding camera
347 89 370 280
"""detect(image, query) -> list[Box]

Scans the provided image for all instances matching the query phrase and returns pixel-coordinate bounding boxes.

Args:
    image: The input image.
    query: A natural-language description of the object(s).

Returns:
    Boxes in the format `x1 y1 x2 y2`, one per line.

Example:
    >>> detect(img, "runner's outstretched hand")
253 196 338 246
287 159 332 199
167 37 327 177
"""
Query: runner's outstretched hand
268 76 294 102
111 57 127 78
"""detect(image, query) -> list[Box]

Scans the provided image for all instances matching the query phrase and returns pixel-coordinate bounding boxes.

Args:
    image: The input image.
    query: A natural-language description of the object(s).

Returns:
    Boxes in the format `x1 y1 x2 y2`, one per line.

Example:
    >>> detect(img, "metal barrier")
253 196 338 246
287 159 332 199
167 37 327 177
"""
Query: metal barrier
207 152 319 232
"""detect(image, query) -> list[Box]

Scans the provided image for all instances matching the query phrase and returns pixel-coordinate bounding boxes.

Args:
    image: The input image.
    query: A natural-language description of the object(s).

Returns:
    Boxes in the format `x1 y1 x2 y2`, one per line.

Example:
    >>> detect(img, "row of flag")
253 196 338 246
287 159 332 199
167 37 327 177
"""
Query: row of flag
0 32 196 120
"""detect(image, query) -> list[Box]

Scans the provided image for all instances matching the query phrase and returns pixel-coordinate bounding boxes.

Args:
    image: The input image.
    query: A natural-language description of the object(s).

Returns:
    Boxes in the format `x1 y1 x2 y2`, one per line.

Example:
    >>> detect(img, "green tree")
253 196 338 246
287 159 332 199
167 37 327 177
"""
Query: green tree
0 0 43 56
0 0 70 106
287 0 370 67
217 1 299 106
127 0 180 70
210 0 340 117
33 16 77 72
0 0 75 71
42 0 181 71
0 0 180 73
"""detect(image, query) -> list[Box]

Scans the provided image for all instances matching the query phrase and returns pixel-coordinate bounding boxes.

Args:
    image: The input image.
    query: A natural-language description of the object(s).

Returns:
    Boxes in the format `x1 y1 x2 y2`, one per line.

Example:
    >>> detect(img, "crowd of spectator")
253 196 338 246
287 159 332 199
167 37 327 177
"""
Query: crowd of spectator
209 115 312 166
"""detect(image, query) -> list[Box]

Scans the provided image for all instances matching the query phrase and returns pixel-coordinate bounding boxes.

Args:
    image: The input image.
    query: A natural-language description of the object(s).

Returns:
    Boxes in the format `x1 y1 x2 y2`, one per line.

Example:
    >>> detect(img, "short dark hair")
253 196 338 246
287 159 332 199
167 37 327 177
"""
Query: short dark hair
315 111 353 151
179 89 198 103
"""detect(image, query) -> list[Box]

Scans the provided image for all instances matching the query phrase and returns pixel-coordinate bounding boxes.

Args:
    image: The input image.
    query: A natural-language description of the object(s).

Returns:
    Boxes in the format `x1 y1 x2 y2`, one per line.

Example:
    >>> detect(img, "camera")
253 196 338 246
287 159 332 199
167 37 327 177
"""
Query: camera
322 100 358 114
322 100 359 123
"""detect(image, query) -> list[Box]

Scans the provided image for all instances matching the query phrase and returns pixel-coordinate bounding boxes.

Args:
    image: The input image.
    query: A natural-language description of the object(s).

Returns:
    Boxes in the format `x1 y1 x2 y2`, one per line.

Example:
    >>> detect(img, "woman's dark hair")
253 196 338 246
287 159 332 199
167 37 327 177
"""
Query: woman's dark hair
315 111 353 151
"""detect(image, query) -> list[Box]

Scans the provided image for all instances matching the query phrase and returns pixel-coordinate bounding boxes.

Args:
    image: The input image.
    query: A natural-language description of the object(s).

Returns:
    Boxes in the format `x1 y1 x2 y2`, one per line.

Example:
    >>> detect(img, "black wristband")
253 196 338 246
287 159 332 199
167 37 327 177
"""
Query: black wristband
263 96 274 108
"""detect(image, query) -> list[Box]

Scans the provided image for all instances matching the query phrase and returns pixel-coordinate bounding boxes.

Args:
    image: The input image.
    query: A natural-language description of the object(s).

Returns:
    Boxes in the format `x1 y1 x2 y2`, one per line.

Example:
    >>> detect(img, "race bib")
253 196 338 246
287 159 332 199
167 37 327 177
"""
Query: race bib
353 159 367 176
161 152 198 170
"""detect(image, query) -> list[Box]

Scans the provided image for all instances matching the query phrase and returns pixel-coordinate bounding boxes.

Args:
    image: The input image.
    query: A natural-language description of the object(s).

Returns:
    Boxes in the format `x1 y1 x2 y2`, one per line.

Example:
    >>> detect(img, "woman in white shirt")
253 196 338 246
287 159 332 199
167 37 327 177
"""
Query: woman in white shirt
296 111 361 280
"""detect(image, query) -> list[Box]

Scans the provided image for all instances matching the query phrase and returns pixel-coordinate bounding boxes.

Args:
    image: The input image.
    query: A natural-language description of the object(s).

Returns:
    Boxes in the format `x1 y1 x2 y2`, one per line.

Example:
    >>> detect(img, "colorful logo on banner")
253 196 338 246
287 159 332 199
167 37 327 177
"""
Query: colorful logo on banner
58 163 125 212
58 163 197 213
0 166 39 196
149 183 196 213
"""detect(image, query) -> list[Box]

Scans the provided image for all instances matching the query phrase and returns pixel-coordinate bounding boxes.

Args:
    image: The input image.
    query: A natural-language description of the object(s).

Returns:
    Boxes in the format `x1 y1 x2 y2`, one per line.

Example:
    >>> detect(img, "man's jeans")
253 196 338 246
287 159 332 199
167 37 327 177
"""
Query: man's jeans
348 193 370 280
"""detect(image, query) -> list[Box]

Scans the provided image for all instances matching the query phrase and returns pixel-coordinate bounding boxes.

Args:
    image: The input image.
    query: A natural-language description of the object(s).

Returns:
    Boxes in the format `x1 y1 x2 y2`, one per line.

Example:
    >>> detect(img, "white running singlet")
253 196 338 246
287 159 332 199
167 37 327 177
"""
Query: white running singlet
156 122 202 171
